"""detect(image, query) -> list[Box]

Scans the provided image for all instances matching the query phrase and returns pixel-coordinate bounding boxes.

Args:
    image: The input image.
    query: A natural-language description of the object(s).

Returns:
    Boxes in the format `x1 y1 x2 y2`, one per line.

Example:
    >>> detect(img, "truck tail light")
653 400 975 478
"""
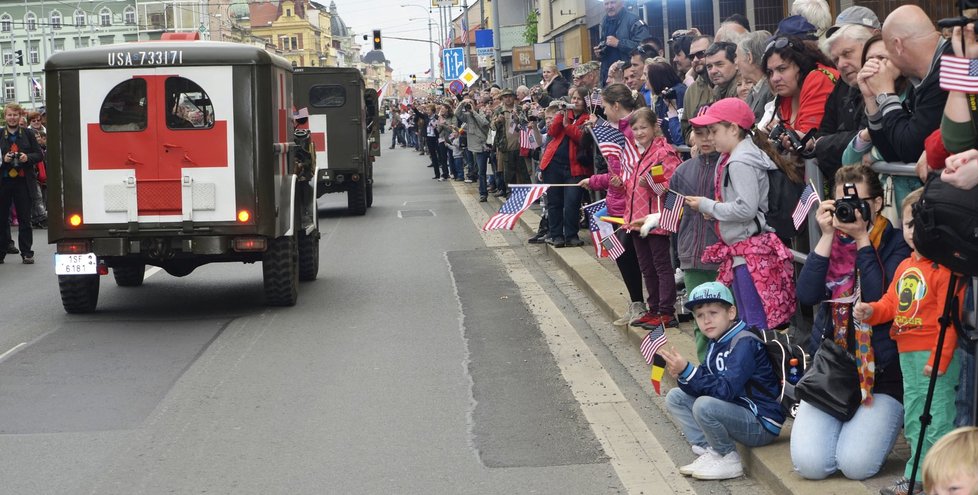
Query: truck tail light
237 210 251 222
233 237 267 252
68 214 83 227
351 174 360 182
57 240 90 254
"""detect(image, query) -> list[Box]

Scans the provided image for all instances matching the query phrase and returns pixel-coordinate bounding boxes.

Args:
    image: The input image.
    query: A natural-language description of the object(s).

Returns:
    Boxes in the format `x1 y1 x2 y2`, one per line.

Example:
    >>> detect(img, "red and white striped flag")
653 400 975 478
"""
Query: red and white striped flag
640 323 668 364
483 184 549 231
591 118 638 182
583 199 610 257
658 190 685 233
792 182 819 229
940 55 978 93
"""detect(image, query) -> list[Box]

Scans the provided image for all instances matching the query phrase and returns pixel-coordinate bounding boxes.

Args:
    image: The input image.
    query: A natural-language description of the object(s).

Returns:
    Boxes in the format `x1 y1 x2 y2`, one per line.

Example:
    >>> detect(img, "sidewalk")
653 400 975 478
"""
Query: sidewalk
472 185 908 495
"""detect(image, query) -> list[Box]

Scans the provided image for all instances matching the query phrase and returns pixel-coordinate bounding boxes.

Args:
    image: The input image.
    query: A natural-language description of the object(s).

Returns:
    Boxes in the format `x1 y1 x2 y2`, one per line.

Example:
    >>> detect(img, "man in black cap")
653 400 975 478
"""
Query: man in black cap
594 0 650 87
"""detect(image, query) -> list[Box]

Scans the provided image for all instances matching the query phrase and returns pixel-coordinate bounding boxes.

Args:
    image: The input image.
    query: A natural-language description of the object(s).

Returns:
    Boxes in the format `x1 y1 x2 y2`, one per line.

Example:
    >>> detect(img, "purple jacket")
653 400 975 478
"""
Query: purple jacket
587 119 634 216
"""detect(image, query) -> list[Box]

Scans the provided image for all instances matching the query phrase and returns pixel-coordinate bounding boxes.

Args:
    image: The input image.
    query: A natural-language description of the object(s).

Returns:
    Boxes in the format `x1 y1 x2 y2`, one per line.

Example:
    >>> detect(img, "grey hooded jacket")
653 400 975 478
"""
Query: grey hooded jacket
697 137 776 246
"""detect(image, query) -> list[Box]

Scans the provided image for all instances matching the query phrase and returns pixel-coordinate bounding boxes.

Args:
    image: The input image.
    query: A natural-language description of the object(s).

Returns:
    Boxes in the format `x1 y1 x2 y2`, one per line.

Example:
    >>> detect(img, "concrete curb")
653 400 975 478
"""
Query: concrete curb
495 195 880 495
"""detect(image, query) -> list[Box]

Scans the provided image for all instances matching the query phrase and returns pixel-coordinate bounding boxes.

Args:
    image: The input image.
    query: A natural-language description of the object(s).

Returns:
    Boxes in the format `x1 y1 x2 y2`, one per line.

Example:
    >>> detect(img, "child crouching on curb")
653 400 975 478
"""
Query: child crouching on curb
662 281 784 481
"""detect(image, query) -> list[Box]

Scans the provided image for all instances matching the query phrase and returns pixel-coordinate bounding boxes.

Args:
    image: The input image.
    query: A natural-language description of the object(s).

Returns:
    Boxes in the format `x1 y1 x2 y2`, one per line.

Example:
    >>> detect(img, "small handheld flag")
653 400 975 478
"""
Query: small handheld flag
483 184 549 231
590 118 639 181
640 324 668 365
658 190 685 233
791 182 820 229
650 354 666 395
940 55 978 93
600 228 628 260
583 199 610 258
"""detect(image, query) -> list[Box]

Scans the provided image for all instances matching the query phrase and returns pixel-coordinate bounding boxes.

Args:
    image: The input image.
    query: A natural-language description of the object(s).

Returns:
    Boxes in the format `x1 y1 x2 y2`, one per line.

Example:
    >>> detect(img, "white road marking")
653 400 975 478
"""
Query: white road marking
0 342 28 363
452 182 694 494
144 267 163 279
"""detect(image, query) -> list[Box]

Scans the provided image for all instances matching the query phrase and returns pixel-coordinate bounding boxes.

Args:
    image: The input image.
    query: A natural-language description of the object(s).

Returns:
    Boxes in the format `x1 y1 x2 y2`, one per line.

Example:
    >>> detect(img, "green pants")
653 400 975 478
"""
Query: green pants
899 350 961 478
683 269 718 363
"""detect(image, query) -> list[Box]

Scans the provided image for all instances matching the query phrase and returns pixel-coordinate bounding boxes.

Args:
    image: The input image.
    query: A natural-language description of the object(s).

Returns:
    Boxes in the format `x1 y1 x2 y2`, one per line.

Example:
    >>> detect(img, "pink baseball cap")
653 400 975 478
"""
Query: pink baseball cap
689 98 755 130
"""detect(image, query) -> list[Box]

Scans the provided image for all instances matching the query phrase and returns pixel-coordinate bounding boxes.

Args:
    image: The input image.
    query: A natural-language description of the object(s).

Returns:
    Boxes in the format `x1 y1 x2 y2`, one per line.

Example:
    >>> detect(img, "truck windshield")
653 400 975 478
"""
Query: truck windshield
309 85 346 108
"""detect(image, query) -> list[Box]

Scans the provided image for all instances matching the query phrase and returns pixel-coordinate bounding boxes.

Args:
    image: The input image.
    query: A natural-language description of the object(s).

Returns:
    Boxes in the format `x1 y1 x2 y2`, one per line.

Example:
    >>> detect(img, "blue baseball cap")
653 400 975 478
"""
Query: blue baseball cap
775 15 818 39
685 282 735 310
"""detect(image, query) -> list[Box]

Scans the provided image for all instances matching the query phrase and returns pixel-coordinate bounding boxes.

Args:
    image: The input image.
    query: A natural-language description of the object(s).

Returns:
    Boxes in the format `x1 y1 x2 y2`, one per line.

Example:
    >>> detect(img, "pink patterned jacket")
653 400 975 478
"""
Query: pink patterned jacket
622 136 682 236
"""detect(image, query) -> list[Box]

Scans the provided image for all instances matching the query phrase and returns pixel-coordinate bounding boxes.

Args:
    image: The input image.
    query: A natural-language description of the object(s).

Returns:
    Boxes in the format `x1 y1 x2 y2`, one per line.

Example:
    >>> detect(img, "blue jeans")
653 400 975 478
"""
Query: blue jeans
790 394 904 480
451 155 464 179
956 347 976 426
665 388 778 456
542 165 584 242
473 151 489 197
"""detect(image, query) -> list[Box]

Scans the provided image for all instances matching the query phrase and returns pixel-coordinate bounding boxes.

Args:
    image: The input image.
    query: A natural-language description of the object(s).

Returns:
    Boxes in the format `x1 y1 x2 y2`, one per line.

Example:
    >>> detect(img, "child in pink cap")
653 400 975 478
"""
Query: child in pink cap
682 98 797 330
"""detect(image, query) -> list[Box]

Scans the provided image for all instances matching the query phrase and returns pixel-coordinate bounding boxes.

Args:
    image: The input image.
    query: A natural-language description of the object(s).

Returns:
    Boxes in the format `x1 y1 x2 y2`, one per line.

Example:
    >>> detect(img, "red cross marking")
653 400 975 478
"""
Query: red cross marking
87 75 229 216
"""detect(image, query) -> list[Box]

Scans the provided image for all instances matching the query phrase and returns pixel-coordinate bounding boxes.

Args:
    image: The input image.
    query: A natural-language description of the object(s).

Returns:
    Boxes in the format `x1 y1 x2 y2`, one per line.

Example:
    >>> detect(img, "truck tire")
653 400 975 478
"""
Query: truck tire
113 264 146 287
298 229 320 282
59 275 100 314
263 234 299 306
348 178 367 216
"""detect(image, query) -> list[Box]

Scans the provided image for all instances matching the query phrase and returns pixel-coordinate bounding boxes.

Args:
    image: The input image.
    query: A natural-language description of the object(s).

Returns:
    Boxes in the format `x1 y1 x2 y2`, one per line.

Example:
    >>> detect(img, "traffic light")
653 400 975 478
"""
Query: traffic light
14 50 23 66
410 74 416 84
372 30 382 50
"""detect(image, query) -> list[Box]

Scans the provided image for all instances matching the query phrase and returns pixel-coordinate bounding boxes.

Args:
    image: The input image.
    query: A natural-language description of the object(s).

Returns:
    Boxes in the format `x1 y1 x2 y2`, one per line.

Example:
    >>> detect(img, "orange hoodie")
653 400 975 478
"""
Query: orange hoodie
865 255 961 374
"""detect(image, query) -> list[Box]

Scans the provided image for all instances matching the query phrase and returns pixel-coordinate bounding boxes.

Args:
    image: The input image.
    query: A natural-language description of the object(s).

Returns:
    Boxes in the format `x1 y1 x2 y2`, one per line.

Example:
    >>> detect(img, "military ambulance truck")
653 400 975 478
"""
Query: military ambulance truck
293 67 379 215
45 40 320 313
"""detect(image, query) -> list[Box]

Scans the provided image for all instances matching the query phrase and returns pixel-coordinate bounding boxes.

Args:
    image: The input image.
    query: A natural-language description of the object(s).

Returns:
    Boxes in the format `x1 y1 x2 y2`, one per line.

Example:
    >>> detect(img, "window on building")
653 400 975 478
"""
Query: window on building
100 79 147 132
100 7 112 27
51 11 62 30
1 49 11 66
53 38 64 52
77 37 89 48
0 14 11 33
4 80 15 102
165 77 215 130
286 9 292 16
25 12 36 31
75 9 86 27
31 80 41 99
664 2 685 40
689 0 715 35
28 42 38 65
124 6 135 25
717 0 746 22
291 36 299 50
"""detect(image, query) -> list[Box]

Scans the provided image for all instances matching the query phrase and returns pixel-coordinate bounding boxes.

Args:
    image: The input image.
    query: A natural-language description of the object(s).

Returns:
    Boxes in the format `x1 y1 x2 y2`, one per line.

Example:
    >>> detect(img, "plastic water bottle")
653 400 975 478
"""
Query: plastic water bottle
787 358 801 385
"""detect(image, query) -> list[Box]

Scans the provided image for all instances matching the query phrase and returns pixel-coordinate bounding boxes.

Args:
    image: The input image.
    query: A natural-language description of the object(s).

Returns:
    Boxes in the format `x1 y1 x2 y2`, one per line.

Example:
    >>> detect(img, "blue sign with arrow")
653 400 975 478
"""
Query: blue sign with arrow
443 47 465 80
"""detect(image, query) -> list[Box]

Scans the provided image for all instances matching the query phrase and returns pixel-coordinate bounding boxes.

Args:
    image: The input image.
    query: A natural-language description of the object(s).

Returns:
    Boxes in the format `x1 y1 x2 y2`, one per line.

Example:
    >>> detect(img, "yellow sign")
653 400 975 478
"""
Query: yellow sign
459 68 480 87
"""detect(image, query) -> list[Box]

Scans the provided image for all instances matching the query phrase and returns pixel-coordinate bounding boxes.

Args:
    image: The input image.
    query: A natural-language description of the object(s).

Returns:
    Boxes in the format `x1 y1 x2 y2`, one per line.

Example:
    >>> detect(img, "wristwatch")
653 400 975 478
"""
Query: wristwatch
875 92 897 106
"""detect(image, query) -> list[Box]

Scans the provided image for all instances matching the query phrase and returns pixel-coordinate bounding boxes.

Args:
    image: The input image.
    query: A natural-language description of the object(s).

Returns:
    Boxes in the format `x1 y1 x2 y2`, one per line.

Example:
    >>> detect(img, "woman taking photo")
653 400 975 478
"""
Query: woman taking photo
791 164 909 481
646 60 686 146
762 35 839 141
577 84 646 325
539 87 591 247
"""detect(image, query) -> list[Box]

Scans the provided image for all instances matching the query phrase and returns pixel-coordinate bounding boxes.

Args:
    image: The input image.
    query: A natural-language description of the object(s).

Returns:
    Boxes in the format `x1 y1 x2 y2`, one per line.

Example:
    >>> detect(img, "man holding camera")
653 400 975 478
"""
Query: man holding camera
594 0 650 87
0 103 43 265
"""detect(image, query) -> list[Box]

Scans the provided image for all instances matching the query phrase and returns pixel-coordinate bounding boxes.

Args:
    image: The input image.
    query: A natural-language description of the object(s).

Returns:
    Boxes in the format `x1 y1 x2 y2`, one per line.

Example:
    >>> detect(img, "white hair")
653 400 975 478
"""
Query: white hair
820 24 875 59
791 0 832 37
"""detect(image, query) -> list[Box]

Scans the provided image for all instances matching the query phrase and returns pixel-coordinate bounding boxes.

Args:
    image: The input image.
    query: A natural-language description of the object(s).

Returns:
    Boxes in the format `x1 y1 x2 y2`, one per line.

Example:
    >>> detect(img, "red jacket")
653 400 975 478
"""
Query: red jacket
776 64 839 135
540 110 592 177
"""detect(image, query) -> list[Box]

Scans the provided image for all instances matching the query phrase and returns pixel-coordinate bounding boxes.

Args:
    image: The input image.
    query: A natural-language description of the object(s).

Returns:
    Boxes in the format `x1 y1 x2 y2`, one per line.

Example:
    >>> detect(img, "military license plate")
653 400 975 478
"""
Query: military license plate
55 253 97 275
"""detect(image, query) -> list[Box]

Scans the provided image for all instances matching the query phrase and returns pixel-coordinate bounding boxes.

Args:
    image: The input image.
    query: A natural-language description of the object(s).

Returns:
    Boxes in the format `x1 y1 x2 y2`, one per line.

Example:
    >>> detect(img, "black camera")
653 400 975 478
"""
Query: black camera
660 87 677 100
596 41 607 54
937 16 978 32
769 122 817 158
834 183 871 223
462 103 472 112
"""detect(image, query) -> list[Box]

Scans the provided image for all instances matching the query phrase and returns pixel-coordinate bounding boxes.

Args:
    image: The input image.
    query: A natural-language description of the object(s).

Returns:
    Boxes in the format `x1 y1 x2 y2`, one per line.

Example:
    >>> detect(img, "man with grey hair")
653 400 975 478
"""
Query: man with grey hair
736 30 774 120
812 11 880 179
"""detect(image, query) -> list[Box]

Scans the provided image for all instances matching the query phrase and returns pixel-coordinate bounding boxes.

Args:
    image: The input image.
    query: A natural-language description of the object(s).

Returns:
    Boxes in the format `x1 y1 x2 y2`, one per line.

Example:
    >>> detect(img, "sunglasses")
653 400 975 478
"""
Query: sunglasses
764 37 794 55
690 50 706 60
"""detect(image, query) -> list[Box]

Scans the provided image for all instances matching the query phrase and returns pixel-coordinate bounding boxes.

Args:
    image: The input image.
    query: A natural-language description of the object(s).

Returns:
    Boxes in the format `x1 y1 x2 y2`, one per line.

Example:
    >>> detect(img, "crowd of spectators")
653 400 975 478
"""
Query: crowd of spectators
387 2 978 492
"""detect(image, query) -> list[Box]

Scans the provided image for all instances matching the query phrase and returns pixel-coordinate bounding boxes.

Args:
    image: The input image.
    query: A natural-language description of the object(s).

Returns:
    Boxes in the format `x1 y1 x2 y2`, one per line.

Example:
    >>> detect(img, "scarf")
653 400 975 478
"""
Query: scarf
825 214 889 405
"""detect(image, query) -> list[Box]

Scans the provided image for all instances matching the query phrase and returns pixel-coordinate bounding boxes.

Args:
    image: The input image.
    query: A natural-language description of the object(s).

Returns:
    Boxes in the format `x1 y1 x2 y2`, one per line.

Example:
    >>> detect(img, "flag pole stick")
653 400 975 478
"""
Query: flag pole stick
808 178 822 202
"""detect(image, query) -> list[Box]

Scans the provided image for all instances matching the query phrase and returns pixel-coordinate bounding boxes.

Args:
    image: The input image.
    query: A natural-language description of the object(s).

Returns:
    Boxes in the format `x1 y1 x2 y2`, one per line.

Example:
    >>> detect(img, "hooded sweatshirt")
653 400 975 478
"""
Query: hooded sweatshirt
697 137 776 246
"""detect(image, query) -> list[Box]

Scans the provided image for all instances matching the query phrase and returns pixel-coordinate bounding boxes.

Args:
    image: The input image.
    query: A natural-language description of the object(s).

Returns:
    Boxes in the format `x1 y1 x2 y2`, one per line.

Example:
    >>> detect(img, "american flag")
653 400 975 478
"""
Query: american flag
583 199 610 257
792 182 820 229
585 90 603 108
591 118 639 181
600 228 628 260
519 125 539 150
940 55 978 93
483 184 549 231
658 190 685 233
644 164 668 196
641 323 668 364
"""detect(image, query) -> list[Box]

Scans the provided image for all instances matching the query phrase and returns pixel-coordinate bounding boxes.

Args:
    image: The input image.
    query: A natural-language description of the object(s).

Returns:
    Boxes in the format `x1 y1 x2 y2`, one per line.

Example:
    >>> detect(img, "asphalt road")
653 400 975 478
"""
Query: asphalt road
0 143 769 495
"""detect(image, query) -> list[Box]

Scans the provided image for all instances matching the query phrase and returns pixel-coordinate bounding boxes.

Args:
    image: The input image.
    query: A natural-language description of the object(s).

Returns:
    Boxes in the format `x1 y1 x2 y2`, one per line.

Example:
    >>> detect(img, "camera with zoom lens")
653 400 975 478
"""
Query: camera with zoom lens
768 122 816 158
660 87 677 100
462 103 472 112
833 183 871 224
596 41 607 55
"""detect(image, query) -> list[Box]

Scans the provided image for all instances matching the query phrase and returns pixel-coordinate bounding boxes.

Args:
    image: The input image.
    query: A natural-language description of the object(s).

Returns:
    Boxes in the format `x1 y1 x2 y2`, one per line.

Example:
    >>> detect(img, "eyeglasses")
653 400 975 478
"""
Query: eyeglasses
764 37 794 55
690 50 706 60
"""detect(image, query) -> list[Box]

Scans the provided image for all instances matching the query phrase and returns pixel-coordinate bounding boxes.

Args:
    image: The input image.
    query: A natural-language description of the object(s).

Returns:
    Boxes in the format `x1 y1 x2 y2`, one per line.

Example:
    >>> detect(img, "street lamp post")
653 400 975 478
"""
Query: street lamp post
401 4 435 81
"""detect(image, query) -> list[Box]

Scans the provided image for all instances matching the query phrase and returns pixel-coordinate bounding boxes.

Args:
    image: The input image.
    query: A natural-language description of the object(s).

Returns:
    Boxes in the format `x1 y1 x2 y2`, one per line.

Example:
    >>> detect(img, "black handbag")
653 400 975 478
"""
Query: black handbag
794 306 862 422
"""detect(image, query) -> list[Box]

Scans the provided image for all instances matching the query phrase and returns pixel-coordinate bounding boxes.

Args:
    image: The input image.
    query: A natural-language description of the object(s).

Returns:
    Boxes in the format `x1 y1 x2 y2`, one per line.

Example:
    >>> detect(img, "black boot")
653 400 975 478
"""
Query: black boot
527 217 549 244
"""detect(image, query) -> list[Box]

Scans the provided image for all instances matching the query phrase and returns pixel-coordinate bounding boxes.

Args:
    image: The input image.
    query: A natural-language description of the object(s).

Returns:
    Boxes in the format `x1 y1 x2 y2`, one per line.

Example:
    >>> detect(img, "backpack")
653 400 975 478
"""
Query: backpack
723 167 804 240
913 175 978 277
730 327 809 418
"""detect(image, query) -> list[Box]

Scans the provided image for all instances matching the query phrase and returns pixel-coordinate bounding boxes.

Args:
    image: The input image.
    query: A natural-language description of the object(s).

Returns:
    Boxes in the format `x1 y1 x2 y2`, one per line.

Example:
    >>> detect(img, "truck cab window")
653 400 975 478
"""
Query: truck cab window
165 77 214 130
99 79 147 132
309 85 345 108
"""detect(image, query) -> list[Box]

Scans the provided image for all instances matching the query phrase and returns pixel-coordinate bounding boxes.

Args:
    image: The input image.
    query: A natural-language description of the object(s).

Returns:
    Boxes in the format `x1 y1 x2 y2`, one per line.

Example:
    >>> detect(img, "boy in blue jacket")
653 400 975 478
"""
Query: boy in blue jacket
662 282 785 480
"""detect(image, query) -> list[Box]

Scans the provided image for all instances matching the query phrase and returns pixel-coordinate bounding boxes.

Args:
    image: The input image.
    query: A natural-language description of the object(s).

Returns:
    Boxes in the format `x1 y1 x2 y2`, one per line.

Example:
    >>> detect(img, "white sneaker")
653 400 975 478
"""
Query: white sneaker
691 444 708 456
612 301 647 326
692 450 743 480
679 449 719 476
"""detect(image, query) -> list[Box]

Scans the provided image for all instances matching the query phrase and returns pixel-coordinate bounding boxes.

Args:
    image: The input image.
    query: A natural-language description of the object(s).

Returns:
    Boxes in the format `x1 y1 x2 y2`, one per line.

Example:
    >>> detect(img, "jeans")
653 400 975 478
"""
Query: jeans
407 128 417 148
666 388 778 456
473 151 489 197
0 179 33 258
633 233 676 315
451 155 464 179
955 347 976 426
790 394 904 480
542 165 584 241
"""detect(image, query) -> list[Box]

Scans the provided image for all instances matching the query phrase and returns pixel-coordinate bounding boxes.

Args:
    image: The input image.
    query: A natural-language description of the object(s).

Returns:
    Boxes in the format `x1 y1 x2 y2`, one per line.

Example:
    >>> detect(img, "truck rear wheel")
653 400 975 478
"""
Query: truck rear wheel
263 235 299 306
348 179 367 216
59 275 100 314
113 264 146 287
298 229 320 281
